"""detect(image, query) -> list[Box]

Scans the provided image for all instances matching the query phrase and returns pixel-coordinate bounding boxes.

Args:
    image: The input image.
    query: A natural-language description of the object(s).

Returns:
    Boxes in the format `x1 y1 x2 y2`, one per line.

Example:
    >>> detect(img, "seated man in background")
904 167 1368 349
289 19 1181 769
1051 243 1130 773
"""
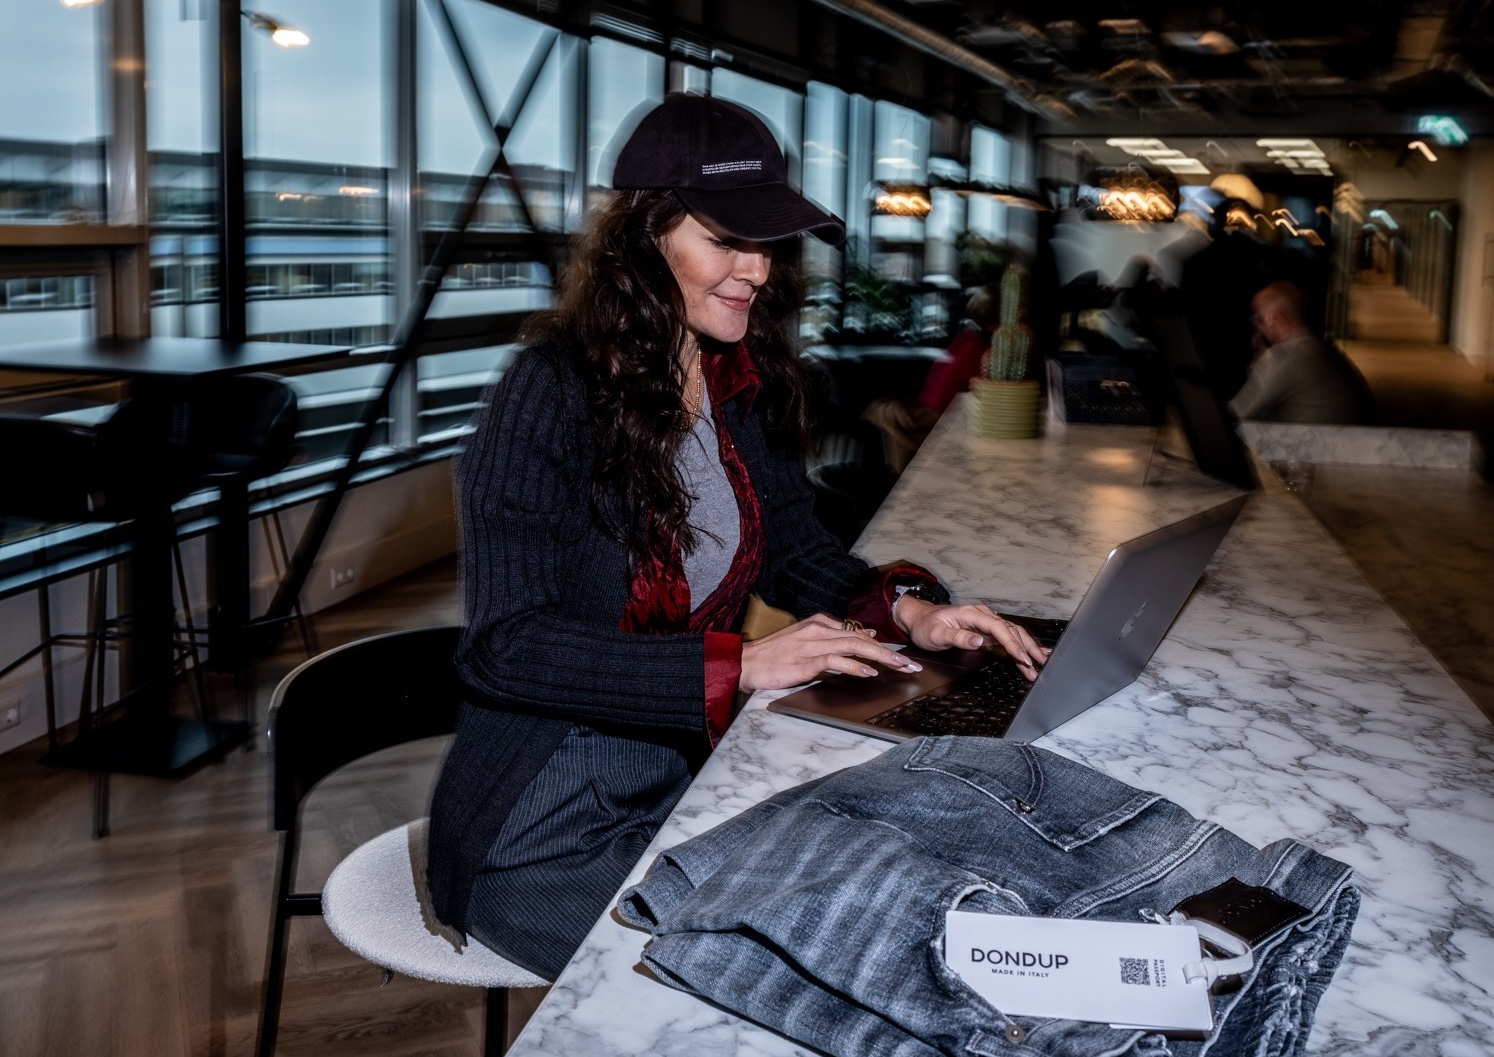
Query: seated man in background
862 283 999 473
1229 280 1376 425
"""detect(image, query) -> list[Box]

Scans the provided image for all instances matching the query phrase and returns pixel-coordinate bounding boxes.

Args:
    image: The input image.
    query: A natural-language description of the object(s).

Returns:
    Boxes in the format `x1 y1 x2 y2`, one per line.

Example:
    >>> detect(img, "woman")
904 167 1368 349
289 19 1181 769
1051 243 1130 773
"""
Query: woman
426 94 1048 980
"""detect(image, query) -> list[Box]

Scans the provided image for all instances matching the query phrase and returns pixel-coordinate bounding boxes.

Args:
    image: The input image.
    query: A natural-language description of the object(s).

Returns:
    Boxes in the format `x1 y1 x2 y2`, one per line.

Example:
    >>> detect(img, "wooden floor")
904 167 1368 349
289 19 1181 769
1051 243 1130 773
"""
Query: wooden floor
2 277 1491 1056
0 555 542 1057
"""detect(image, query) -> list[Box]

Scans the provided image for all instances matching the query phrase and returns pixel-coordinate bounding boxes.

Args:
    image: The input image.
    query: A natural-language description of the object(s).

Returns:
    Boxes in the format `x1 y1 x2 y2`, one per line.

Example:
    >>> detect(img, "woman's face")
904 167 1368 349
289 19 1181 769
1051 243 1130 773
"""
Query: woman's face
658 212 772 347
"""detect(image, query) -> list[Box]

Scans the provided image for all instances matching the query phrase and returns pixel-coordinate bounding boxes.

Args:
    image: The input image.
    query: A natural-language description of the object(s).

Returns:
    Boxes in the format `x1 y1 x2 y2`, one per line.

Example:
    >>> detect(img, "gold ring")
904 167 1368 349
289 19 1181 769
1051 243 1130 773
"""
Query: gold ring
842 618 865 633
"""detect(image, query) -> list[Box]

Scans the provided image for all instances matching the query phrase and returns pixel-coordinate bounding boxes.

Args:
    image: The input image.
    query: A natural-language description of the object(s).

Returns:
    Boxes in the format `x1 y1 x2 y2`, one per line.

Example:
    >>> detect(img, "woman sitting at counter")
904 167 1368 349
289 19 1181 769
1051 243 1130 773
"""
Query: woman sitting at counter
424 93 1049 981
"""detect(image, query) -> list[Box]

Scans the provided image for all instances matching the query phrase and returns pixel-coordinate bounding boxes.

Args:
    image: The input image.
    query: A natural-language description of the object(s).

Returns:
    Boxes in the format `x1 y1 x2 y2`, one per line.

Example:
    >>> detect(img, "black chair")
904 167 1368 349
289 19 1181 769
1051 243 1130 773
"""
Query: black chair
0 401 211 836
256 625 545 1057
175 374 315 716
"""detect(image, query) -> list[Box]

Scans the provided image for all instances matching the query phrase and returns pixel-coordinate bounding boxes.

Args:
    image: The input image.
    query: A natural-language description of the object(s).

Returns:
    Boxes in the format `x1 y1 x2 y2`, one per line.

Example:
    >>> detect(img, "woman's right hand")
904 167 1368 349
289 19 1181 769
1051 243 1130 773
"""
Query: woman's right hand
738 614 923 693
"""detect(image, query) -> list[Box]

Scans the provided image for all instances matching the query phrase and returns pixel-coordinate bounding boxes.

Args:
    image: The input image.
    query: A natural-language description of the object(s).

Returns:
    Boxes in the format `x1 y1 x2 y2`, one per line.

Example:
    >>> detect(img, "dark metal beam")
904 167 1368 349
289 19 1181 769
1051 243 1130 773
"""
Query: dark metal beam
217 0 247 343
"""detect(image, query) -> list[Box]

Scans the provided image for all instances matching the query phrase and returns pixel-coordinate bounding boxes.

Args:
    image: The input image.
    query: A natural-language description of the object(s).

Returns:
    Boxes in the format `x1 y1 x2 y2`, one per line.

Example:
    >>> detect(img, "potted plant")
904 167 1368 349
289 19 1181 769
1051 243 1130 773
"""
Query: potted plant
968 264 1042 438
841 258 917 343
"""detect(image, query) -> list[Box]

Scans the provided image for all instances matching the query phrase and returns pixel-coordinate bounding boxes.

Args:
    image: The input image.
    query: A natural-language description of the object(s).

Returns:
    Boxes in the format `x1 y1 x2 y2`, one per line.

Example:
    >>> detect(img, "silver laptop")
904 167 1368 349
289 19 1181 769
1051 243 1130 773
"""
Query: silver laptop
768 495 1247 743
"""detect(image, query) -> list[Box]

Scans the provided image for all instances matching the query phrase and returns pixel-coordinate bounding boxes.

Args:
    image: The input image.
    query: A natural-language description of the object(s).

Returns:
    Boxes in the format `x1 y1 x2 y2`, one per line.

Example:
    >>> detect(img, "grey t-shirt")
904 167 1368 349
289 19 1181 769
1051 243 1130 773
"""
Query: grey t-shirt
679 386 740 611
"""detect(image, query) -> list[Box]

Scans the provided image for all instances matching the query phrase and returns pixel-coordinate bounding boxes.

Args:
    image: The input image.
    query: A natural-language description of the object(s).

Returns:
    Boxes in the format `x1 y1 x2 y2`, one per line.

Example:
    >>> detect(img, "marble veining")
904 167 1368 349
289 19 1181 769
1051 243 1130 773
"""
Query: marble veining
1238 421 1482 471
508 402 1494 1056
1304 463 1494 722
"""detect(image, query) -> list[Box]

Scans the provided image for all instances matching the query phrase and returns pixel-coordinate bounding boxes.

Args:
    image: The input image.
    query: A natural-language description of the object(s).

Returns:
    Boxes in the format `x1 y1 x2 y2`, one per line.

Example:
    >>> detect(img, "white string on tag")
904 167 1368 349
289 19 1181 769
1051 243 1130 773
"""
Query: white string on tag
1167 911 1255 985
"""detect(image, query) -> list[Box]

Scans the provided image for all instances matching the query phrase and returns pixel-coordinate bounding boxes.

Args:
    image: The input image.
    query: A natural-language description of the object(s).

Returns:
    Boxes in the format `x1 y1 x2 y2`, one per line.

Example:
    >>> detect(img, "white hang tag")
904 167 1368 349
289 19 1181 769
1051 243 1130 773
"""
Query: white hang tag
945 910 1215 1032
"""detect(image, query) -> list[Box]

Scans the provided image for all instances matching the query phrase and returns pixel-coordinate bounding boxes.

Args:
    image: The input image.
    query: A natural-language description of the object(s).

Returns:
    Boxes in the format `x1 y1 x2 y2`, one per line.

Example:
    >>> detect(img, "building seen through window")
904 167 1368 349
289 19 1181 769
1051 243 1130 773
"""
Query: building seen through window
2 0 1037 548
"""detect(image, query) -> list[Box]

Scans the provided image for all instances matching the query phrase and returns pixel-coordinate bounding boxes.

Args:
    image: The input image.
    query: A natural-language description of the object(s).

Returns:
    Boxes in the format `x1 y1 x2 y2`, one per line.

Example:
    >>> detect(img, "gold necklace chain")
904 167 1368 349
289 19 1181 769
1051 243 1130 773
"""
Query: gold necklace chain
690 341 705 419
679 340 705 430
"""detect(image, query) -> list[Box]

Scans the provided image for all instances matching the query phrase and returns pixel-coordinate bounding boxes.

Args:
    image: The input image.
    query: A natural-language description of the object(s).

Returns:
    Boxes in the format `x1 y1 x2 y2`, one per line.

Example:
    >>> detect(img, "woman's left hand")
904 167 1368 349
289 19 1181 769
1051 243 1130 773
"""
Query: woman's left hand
895 598 1050 679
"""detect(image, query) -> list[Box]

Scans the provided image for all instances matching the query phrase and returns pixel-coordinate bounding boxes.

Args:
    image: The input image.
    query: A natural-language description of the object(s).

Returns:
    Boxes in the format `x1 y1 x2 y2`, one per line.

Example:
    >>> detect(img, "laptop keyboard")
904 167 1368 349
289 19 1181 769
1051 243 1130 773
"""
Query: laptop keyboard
866 658 1032 738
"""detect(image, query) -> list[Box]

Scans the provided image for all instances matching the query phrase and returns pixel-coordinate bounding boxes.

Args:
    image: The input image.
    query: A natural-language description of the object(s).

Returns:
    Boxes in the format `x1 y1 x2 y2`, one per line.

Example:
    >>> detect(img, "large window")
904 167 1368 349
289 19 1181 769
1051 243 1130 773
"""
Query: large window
414 0 583 444
869 100 930 285
4 0 1026 446
146 0 217 339
0 0 107 226
969 126 1013 241
0 0 108 351
801 82 850 341
244 0 392 349
589 37 664 190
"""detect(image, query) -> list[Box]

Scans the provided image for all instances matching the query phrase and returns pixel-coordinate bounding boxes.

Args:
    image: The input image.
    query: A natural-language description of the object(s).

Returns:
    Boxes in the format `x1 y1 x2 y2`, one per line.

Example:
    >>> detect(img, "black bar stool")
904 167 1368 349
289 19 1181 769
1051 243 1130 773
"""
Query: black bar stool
0 399 210 836
174 373 314 721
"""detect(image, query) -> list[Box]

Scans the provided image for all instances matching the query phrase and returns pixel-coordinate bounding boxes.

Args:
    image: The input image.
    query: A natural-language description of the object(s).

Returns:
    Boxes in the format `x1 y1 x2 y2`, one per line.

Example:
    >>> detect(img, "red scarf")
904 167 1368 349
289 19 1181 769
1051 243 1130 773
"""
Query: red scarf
620 343 765 635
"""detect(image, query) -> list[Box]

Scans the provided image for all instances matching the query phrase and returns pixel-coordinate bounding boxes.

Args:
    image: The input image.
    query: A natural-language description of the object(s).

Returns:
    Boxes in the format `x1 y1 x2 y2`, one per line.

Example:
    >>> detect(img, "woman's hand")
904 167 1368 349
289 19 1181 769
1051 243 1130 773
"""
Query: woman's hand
894 598 1050 679
739 614 924 693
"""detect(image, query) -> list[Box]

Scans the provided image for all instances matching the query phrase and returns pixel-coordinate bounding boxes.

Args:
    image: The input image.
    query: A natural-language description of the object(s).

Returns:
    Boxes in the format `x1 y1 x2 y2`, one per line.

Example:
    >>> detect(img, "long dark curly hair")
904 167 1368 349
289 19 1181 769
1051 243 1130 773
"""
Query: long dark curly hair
520 189 815 556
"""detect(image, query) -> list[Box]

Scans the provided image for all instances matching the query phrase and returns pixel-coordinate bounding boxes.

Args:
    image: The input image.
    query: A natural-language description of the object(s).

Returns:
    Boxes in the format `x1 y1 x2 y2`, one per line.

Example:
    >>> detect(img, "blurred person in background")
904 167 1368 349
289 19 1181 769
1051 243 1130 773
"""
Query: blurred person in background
1229 280 1376 424
862 282 1000 473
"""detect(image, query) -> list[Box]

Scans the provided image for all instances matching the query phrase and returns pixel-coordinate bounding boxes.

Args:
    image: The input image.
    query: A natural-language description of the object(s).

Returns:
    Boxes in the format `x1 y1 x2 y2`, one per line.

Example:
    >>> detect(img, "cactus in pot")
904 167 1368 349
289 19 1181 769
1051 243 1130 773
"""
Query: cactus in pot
982 264 1032 381
969 263 1041 438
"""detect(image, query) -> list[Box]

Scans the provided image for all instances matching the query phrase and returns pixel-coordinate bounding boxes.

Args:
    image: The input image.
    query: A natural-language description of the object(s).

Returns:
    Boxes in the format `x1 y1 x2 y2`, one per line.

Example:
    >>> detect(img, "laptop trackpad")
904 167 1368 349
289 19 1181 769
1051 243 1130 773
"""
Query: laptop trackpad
774 656 966 723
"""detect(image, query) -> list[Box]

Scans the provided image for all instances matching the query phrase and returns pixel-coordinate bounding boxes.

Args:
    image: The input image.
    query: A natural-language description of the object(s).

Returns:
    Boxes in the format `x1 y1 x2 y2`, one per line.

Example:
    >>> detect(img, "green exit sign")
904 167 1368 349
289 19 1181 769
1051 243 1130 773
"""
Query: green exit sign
1416 116 1469 147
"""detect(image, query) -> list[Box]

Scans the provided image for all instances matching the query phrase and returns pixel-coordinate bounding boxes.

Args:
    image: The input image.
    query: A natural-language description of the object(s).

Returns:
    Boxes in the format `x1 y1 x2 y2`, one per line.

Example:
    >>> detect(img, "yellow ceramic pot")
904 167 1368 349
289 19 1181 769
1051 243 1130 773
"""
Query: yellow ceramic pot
967 378 1042 439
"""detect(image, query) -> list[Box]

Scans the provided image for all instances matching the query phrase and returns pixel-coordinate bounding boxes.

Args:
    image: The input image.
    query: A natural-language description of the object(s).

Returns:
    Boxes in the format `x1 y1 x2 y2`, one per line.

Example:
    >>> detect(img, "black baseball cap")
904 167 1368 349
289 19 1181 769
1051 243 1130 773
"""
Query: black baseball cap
611 93 846 247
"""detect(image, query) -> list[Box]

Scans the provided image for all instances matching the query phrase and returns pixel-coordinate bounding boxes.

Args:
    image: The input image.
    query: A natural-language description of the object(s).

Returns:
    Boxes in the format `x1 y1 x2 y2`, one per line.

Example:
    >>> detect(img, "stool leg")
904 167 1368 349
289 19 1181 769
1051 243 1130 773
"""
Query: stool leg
171 538 216 727
87 566 112 838
38 581 60 754
92 768 110 839
483 988 510 1057
266 510 317 659
77 566 109 736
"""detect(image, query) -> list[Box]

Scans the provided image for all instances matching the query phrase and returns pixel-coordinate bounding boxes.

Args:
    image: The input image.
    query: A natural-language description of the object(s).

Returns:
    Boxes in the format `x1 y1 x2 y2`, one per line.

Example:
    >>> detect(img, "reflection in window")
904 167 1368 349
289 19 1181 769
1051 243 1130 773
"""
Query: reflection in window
421 0 575 234
798 83 847 343
869 100 929 279
416 344 519 445
712 71 803 184
925 156 966 299
0 0 106 224
0 275 96 347
238 0 392 351
589 38 663 189
969 126 1012 241
148 0 219 340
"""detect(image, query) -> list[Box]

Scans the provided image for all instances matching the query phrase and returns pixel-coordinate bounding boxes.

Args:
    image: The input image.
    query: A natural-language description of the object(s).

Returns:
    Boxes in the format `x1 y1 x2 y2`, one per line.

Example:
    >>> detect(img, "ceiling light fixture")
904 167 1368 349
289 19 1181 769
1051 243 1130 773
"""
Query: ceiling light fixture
871 183 932 218
1103 139 1209 175
246 11 310 48
1256 139 1323 151
1082 167 1179 223
1106 138 1170 154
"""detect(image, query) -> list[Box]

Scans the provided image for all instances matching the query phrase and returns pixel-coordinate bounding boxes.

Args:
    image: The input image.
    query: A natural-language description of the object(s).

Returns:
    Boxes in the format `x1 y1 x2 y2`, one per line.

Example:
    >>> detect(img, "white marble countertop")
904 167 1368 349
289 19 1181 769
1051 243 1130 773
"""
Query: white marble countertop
508 403 1494 1056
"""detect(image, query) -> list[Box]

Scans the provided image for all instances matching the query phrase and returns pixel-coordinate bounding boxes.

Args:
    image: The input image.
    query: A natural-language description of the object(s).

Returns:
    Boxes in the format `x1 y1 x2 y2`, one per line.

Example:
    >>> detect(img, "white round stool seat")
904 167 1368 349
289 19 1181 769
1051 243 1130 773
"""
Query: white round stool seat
322 819 548 990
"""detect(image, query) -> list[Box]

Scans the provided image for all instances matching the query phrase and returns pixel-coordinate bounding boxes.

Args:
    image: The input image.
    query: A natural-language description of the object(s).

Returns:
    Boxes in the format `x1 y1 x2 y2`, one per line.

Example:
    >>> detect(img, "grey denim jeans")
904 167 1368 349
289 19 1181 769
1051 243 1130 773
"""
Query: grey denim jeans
618 737 1358 1057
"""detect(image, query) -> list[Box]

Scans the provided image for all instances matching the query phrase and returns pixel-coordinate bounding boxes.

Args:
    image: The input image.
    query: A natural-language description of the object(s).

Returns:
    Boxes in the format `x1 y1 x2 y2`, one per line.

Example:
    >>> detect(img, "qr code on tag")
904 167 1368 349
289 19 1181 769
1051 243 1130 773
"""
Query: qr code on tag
1119 957 1152 986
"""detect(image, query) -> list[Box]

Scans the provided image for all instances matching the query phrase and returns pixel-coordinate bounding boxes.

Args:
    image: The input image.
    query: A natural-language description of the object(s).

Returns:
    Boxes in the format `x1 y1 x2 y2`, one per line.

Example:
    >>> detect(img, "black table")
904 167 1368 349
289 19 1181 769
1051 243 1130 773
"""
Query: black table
0 336 350 775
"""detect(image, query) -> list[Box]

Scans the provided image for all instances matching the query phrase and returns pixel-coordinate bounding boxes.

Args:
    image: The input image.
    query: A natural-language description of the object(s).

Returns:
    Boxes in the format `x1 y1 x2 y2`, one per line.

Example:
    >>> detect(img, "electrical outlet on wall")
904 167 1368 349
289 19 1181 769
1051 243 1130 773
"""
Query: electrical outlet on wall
0 697 23 732
330 565 357 590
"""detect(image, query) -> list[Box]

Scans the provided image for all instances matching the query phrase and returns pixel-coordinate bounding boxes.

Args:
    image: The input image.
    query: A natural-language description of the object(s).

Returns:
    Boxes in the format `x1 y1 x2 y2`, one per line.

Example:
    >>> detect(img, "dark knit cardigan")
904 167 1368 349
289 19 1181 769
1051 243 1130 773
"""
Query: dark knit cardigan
426 340 944 935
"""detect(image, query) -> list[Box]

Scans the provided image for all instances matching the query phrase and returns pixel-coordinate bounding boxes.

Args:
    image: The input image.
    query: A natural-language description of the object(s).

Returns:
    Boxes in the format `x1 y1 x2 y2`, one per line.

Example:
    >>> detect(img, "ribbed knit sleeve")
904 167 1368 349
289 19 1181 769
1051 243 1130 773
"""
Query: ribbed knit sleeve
452 347 709 737
733 414 946 642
